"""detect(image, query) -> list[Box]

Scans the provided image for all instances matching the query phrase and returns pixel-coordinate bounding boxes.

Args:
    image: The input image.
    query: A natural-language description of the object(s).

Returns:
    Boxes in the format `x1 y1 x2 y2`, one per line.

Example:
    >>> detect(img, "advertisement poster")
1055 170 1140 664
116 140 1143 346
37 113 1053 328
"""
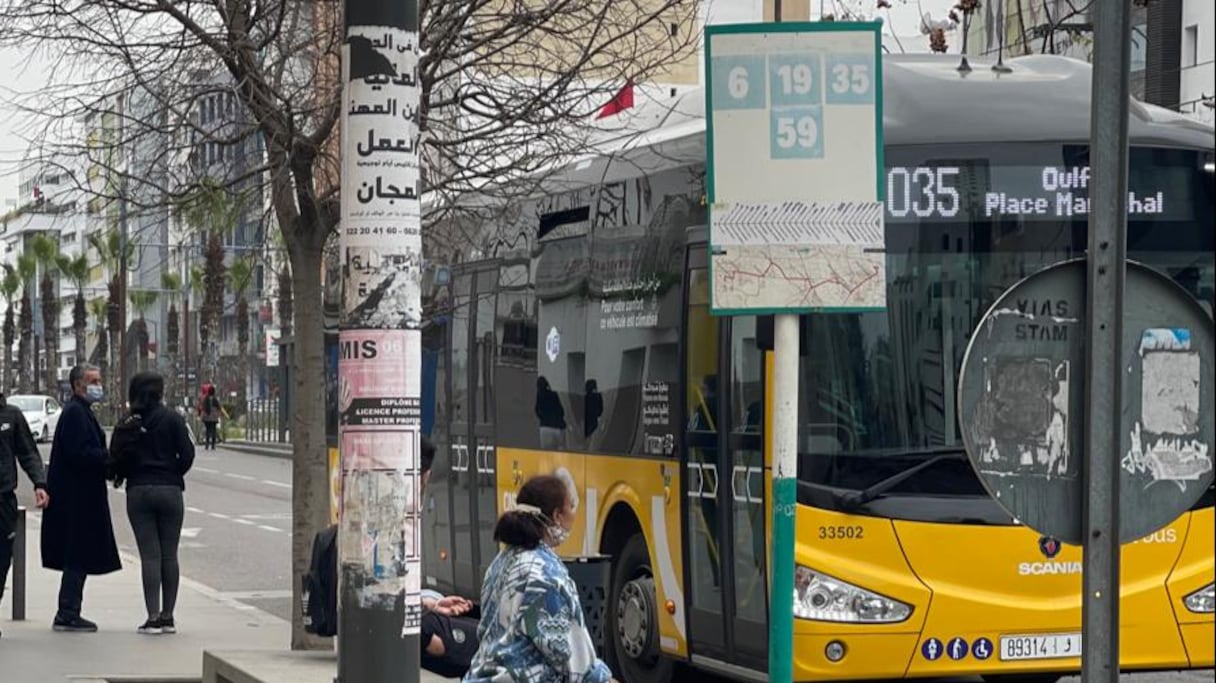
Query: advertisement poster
338 10 424 638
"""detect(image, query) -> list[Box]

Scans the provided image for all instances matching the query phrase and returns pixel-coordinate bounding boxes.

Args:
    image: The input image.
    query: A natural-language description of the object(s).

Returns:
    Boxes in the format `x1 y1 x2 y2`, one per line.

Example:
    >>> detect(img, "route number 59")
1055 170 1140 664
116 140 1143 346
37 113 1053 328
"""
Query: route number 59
775 116 818 149
770 106 824 159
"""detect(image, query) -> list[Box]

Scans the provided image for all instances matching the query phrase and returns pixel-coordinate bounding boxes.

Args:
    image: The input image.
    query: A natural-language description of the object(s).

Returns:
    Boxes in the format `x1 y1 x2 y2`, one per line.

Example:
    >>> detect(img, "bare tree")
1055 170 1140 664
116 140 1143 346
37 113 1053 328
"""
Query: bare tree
1 0 697 648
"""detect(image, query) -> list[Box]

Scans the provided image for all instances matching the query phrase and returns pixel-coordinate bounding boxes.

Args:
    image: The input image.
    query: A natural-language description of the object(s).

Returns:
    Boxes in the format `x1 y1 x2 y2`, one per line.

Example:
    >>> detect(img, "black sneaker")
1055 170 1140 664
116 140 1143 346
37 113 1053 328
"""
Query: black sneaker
159 617 176 634
53 616 98 632
137 619 163 635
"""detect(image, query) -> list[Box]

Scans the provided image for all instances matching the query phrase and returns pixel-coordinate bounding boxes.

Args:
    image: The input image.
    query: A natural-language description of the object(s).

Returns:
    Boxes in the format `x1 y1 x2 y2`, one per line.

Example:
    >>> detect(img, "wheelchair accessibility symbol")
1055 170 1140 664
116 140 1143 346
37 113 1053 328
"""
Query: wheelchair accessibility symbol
972 637 994 660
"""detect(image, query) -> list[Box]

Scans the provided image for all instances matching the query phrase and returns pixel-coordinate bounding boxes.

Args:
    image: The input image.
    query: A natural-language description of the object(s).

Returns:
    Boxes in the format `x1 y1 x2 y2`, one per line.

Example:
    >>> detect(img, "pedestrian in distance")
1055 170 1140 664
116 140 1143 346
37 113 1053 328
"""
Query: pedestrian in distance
197 384 227 451
109 371 196 635
462 474 618 683
0 390 49 640
40 364 122 633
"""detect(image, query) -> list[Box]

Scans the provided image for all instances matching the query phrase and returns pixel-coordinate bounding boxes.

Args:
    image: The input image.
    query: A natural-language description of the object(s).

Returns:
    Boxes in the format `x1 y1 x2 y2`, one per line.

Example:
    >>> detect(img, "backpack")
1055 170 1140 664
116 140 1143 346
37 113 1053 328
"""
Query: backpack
303 524 338 637
107 412 150 486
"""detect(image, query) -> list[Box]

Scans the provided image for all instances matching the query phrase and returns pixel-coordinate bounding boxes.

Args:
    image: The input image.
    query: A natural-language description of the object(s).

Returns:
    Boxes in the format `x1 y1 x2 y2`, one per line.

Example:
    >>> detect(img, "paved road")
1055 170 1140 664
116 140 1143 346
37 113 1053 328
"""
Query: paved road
16 443 295 621
13 445 1213 683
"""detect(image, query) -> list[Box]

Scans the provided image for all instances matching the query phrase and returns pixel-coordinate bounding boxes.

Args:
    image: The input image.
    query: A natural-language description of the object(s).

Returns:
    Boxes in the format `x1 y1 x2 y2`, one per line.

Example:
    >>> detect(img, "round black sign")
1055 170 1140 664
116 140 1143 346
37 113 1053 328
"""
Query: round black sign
958 259 1214 545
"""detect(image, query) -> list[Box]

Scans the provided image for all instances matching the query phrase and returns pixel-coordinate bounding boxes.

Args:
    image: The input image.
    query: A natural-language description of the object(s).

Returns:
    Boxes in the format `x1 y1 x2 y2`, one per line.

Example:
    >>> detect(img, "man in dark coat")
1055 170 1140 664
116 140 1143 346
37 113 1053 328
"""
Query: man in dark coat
41 364 121 632
1 391 49 639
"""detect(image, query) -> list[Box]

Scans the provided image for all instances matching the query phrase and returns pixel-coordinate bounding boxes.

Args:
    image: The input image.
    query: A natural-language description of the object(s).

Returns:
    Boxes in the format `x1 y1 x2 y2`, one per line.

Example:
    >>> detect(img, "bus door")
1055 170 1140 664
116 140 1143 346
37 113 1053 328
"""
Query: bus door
682 243 769 674
448 263 500 596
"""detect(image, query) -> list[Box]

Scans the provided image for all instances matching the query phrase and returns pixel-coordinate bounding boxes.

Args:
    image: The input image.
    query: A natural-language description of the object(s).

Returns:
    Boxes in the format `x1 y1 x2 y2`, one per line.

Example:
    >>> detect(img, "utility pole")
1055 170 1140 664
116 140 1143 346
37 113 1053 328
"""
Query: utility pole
117 90 130 406
336 0 423 680
1082 2 1132 682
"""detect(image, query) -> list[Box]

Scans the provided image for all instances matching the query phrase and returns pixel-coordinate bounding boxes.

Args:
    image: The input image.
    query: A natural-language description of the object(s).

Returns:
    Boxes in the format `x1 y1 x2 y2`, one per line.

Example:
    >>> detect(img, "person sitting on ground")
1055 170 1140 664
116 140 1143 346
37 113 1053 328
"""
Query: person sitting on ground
462 473 616 683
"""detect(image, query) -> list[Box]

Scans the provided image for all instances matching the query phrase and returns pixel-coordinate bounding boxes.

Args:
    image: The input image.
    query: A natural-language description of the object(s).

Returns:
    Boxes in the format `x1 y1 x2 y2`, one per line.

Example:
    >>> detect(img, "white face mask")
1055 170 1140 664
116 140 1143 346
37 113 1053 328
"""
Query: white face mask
547 523 571 547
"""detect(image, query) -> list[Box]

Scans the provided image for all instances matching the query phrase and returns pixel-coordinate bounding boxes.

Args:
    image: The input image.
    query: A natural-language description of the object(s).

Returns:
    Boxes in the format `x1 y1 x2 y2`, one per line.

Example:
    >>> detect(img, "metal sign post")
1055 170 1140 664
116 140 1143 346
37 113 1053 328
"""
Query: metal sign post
337 0 424 680
704 21 884 683
1083 3 1133 681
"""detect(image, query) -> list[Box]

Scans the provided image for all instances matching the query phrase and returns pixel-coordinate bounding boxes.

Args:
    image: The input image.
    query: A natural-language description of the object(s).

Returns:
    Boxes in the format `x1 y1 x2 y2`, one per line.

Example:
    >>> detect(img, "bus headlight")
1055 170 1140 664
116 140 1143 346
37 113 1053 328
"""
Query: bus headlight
794 566 912 623
1184 583 1214 613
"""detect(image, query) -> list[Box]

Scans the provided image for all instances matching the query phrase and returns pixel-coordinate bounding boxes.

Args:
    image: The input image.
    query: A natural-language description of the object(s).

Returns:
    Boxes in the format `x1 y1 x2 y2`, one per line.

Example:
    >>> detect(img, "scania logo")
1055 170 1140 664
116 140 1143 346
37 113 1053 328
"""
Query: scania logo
1038 536 1061 559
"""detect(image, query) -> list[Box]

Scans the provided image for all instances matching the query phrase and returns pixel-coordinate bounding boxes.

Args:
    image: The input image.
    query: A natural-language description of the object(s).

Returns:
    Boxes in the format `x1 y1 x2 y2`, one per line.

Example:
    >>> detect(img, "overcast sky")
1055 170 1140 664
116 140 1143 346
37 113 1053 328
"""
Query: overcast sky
0 1 950 206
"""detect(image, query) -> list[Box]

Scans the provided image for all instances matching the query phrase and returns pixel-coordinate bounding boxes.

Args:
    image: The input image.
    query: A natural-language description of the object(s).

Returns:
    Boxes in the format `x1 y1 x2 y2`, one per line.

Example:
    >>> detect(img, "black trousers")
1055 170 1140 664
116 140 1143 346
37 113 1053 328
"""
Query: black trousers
0 492 16 603
56 569 87 621
203 421 218 448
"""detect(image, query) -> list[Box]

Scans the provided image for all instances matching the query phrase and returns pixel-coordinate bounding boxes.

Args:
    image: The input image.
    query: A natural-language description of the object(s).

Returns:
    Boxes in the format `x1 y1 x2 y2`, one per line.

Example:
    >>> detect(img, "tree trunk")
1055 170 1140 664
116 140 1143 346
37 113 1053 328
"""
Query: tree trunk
107 279 122 417
287 239 331 651
95 324 109 387
3 308 14 392
19 295 33 392
278 267 294 336
74 293 88 371
41 274 58 393
237 297 249 420
166 304 180 406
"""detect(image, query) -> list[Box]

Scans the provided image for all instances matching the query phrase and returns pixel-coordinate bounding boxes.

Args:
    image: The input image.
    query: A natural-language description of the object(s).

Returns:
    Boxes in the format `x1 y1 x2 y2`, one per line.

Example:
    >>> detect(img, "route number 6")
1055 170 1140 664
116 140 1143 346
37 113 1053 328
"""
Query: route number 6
775 115 818 149
831 62 869 95
729 66 750 99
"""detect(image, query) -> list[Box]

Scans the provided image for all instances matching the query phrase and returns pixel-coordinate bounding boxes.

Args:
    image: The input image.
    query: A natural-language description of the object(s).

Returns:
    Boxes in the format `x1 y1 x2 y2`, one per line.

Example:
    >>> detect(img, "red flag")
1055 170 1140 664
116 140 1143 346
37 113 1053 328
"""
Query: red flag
596 82 634 119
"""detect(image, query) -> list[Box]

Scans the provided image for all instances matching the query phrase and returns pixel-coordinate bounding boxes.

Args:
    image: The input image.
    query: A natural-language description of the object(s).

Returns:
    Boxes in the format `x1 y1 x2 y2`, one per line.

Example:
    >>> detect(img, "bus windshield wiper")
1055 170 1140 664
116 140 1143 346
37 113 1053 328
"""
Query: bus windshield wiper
835 447 968 511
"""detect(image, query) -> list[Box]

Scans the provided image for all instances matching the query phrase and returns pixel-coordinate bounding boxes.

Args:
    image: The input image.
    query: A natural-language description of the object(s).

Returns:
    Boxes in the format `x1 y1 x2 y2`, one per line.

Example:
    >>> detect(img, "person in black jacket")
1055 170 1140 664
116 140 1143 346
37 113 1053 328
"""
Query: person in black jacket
0 391 49 639
119 371 195 635
41 364 121 633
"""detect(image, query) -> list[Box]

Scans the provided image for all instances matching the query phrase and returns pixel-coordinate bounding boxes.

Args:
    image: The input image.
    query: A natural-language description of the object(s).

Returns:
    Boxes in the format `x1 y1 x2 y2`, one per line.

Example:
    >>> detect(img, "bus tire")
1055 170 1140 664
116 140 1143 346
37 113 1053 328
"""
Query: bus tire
607 533 674 683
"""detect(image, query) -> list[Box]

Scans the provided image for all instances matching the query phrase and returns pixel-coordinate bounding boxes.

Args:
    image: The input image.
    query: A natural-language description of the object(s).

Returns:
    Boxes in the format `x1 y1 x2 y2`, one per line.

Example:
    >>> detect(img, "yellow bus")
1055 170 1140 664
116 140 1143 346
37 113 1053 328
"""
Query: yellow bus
419 53 1214 682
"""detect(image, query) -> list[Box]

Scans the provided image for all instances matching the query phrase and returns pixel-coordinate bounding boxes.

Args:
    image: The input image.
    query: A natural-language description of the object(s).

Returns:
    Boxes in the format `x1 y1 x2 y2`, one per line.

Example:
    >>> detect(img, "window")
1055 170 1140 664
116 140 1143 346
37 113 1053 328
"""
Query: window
584 171 693 457
1184 24 1199 68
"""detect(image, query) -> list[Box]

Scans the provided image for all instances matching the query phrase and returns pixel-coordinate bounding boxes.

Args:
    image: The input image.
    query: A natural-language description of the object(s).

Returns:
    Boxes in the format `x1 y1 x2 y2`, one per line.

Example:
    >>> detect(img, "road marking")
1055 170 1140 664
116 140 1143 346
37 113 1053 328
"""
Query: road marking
258 525 285 533
216 589 294 600
187 506 205 513
194 466 219 474
262 479 291 488
226 473 257 481
234 518 256 526
209 512 230 519
182 527 202 538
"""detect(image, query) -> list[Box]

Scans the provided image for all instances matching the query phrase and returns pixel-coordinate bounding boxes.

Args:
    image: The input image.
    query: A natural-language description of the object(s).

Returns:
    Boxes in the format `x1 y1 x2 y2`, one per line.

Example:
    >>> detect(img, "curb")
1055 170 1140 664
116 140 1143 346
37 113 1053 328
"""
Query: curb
220 441 294 460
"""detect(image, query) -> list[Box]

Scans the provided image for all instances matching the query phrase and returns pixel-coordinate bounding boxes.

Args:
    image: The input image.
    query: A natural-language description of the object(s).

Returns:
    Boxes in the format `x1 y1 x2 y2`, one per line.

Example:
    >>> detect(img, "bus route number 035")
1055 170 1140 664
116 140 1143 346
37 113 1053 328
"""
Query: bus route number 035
887 166 962 219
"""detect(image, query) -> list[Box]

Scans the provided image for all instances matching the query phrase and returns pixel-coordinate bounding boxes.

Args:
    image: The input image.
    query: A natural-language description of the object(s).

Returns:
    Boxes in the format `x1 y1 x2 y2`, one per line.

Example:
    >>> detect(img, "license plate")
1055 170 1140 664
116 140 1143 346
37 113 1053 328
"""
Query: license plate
999 632 1082 661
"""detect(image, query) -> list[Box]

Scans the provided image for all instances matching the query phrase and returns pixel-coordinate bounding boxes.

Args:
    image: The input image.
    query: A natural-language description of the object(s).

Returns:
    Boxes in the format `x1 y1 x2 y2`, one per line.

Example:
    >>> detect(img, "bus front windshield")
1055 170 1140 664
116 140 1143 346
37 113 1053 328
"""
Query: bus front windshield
798 144 1215 500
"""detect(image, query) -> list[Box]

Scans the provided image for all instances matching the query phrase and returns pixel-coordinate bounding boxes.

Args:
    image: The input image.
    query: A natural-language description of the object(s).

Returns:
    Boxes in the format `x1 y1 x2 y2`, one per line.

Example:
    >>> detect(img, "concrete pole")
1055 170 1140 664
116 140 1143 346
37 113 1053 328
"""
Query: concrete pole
336 0 424 679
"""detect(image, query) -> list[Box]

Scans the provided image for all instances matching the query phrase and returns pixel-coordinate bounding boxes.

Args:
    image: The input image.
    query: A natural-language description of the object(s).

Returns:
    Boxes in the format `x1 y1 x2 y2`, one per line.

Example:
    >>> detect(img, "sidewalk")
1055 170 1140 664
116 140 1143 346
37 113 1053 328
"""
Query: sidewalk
2 509 288 682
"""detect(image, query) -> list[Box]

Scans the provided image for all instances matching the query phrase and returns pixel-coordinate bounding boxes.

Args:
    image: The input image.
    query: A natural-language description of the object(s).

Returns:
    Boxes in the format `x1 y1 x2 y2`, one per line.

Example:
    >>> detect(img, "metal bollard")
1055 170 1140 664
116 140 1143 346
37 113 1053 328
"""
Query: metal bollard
12 505 25 621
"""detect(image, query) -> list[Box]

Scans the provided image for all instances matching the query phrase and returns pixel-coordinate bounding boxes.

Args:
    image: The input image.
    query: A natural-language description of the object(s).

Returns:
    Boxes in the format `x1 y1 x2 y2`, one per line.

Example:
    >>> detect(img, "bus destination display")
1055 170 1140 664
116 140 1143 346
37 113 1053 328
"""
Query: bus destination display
883 162 1188 222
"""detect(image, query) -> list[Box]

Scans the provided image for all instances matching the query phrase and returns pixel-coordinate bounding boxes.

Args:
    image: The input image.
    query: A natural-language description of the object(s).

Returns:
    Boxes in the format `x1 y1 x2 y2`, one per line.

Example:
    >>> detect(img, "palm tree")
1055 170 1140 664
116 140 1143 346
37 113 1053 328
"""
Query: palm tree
162 271 183 404
189 264 205 389
57 254 91 372
88 229 131 405
31 234 61 393
228 256 255 414
180 181 244 389
88 297 109 379
128 289 159 374
16 253 37 392
1 268 20 392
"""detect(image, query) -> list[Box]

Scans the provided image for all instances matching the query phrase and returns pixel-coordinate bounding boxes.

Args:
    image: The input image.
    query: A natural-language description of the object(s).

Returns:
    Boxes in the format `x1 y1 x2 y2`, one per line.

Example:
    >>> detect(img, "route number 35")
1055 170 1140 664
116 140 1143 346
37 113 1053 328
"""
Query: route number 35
831 62 869 95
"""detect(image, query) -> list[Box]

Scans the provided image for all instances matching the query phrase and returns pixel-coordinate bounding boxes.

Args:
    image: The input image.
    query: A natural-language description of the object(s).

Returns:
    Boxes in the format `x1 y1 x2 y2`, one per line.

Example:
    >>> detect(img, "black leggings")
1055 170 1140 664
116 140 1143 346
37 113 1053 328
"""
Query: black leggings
126 485 185 620
203 421 218 448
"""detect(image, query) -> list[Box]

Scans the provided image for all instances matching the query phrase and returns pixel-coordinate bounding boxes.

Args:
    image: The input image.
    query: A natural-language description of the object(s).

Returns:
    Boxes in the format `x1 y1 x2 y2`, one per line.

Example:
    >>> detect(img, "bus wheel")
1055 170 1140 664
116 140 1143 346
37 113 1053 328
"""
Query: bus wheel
608 533 674 683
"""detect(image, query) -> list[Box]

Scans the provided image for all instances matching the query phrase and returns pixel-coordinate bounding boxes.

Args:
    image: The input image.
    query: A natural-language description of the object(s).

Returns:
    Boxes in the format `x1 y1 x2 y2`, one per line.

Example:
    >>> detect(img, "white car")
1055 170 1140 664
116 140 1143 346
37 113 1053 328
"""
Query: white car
9 394 63 442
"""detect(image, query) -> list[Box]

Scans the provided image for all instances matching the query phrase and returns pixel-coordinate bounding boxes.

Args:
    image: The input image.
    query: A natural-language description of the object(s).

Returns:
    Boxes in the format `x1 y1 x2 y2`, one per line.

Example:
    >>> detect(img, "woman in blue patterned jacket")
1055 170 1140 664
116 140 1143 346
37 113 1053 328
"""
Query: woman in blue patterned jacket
463 474 617 683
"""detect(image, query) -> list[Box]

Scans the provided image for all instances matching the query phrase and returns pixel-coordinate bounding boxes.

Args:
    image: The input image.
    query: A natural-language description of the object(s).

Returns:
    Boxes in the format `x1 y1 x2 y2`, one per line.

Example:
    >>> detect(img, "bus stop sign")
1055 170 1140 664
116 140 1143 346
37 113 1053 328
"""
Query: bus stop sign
958 258 1214 545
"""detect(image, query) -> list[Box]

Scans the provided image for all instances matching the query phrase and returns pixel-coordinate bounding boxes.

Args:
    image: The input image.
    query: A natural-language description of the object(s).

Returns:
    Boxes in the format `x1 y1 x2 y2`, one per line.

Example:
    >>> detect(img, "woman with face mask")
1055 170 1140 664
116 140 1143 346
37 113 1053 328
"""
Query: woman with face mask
463 474 617 683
